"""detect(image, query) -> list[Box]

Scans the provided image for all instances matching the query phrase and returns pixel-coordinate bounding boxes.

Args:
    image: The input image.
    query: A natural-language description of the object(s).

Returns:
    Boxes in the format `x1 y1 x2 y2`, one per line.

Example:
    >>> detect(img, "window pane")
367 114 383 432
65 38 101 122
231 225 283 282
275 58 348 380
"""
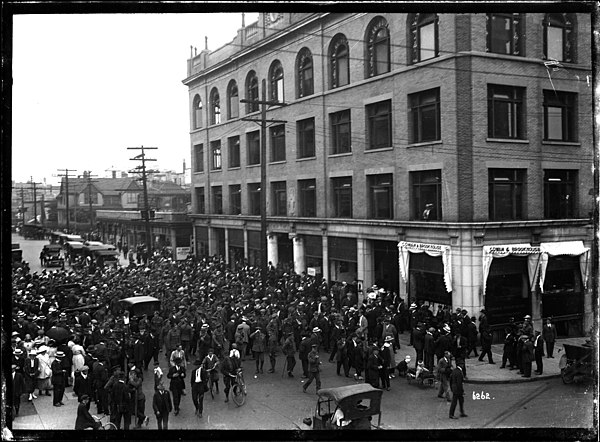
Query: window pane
420 105 437 141
375 40 389 74
338 53 349 86
419 22 436 60
547 26 564 61
493 101 511 138
491 16 511 54
547 106 563 140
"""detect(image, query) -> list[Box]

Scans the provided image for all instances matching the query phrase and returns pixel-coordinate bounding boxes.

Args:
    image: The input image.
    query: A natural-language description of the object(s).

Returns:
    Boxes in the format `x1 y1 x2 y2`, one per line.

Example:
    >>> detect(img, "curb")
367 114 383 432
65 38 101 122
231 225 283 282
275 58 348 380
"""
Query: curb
465 373 561 384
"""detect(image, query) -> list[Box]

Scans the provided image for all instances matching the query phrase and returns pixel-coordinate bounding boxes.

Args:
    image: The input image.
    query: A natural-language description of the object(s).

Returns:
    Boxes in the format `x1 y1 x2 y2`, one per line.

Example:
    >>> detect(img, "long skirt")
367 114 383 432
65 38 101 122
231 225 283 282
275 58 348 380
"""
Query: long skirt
37 377 52 391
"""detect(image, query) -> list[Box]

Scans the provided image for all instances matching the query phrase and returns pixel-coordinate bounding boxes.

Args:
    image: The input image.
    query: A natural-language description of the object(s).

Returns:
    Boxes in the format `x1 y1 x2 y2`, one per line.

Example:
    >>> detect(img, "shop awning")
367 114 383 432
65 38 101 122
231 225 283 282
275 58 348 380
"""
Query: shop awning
539 241 590 292
482 244 541 295
398 241 452 293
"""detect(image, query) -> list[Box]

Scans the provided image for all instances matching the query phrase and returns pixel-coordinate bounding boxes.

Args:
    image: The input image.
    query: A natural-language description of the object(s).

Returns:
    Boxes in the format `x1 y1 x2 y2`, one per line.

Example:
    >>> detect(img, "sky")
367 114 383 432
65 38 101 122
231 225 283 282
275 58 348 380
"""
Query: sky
11 12 259 186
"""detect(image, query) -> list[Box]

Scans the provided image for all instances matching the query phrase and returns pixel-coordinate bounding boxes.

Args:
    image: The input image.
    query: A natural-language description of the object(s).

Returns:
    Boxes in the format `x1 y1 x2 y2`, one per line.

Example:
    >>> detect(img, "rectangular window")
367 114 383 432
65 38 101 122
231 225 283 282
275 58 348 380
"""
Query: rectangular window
247 131 261 166
368 174 393 219
409 89 440 143
248 183 261 215
330 110 351 155
228 136 240 168
195 187 205 214
543 90 577 142
367 100 392 149
410 170 442 221
194 144 204 173
297 118 315 159
488 85 525 139
547 26 564 61
125 192 138 204
420 22 436 61
270 125 286 162
229 184 241 215
271 181 287 216
332 176 353 218
298 179 316 217
210 140 222 170
489 169 525 220
83 191 99 205
544 170 577 219
488 13 523 56
212 186 223 214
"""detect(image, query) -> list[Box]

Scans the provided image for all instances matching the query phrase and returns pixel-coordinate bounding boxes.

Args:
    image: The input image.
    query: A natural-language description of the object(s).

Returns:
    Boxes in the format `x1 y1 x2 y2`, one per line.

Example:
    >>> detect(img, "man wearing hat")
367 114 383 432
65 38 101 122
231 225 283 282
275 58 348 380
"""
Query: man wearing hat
449 363 467 419
282 331 297 378
522 315 533 337
74 365 93 402
302 343 322 394
167 357 186 415
51 350 68 406
75 394 101 430
153 382 173 430
12 348 26 373
437 351 453 402
190 359 209 417
533 330 545 375
24 349 39 401
12 364 26 417
542 317 558 359
250 327 267 374
92 355 109 415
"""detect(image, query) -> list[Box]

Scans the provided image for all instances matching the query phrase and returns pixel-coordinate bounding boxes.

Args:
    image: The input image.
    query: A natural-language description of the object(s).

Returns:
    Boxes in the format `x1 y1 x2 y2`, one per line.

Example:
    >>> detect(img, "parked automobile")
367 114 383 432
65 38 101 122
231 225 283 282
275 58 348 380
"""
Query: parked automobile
41 244 65 268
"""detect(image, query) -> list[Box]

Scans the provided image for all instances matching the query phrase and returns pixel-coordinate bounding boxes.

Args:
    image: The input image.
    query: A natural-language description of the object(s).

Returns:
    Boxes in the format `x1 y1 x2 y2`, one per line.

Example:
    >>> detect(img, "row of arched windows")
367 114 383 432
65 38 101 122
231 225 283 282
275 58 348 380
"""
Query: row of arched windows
192 13 577 130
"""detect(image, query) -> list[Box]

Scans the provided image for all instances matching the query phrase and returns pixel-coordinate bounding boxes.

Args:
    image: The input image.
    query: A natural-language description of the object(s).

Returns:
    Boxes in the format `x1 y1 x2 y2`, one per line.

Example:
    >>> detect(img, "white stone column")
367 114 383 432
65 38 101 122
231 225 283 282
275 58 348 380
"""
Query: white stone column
322 234 329 282
243 228 249 262
357 238 374 290
267 234 279 267
224 228 230 265
208 227 218 256
293 235 305 275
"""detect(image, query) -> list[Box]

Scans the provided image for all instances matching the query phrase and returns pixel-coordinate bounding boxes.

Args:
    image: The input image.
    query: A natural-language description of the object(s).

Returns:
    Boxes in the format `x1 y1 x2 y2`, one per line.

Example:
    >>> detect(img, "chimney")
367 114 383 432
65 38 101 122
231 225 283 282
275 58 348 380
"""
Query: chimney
112 171 117 179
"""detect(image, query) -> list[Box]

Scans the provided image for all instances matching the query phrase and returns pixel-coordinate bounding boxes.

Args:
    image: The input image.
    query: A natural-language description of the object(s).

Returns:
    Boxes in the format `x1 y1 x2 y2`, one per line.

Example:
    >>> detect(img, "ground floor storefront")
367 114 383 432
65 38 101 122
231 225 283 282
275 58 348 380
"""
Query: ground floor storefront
96 210 192 261
191 216 593 337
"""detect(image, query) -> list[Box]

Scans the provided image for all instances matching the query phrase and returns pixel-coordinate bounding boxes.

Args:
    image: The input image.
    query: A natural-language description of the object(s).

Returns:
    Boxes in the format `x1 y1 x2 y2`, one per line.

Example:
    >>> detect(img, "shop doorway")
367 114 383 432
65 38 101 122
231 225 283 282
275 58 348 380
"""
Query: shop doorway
485 256 531 325
373 240 399 293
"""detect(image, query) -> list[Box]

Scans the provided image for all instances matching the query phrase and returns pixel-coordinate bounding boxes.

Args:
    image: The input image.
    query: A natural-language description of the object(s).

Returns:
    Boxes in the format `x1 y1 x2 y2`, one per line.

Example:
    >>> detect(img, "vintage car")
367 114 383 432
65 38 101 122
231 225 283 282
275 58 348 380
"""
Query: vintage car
41 244 65 268
119 295 161 318
306 384 383 430
12 244 23 269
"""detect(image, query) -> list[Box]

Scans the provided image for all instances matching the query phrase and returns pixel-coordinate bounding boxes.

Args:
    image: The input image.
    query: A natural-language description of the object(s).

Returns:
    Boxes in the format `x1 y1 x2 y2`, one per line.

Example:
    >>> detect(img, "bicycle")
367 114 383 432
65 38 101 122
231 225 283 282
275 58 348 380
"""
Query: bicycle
231 368 247 407
92 414 117 430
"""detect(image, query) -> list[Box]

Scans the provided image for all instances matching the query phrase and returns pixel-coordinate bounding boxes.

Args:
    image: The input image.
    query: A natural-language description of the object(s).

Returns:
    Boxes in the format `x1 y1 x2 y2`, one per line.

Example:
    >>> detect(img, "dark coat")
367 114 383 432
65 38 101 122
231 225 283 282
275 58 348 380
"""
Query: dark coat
51 359 66 387
449 366 464 395
424 333 435 354
366 353 380 385
542 324 557 343
73 373 93 400
434 334 452 359
522 340 534 363
111 379 131 410
167 365 186 392
23 357 39 393
75 402 100 430
152 389 172 415
13 371 26 398
412 327 424 351
480 329 493 351
92 361 109 388
534 335 545 357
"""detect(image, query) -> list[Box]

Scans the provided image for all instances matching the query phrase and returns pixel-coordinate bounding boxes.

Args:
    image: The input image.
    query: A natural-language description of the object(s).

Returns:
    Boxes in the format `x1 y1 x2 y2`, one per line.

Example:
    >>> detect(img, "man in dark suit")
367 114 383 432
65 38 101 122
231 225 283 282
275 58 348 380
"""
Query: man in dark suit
110 371 131 430
167 357 186 415
521 335 534 378
533 330 545 374
92 358 109 415
452 331 468 379
73 365 93 402
437 351 452 402
190 360 209 417
152 382 172 430
449 365 467 419
542 318 557 358
51 351 67 407
12 364 26 417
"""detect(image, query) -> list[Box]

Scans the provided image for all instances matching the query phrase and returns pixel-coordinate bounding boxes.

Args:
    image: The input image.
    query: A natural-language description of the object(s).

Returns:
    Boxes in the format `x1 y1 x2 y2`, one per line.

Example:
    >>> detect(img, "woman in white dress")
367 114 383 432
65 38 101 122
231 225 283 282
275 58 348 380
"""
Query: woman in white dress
71 340 86 381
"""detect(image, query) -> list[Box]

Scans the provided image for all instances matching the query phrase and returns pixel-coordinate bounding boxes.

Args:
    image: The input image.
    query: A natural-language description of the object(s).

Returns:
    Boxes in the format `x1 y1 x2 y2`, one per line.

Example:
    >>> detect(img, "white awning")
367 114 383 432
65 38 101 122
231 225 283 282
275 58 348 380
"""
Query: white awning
398 241 452 293
482 244 541 295
539 241 590 292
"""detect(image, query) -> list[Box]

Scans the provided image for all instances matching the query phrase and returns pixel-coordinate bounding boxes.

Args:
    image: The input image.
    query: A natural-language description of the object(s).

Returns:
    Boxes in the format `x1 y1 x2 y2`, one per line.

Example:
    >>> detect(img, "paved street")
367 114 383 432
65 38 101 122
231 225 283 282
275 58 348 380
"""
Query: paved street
10 234 596 433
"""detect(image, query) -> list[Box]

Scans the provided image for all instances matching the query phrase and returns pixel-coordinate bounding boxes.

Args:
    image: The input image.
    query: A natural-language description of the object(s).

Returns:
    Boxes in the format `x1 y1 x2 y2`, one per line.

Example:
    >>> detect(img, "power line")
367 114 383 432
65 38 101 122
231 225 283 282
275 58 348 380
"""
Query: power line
128 146 158 251
57 169 78 232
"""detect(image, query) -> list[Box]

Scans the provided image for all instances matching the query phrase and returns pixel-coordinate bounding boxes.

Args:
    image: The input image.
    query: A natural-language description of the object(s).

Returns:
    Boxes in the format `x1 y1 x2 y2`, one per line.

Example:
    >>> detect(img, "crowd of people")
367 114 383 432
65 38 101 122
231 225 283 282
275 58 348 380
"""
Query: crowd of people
9 243 558 427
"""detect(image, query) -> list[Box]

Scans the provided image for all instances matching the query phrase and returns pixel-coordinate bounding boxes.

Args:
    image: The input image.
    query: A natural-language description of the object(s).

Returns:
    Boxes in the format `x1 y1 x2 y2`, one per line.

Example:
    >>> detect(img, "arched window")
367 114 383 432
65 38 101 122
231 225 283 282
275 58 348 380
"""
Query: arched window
408 13 438 64
543 13 575 63
269 60 284 102
329 34 350 89
246 70 259 113
209 88 221 125
192 94 203 129
227 80 239 120
365 16 390 78
296 47 314 98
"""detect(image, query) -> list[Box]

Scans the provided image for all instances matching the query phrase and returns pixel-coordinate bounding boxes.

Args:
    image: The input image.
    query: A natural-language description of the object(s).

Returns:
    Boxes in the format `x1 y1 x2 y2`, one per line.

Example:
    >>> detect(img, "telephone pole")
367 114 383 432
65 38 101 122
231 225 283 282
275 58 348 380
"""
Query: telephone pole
57 169 77 232
241 78 287 291
128 146 158 252
78 171 99 231
28 177 42 224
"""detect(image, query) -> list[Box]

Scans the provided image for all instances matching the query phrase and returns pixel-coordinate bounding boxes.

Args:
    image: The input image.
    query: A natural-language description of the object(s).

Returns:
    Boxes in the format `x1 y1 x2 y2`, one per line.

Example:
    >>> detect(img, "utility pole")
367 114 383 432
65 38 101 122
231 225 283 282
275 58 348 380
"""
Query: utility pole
17 187 27 224
28 177 42 224
241 79 287 292
57 169 77 232
80 171 99 231
128 146 158 253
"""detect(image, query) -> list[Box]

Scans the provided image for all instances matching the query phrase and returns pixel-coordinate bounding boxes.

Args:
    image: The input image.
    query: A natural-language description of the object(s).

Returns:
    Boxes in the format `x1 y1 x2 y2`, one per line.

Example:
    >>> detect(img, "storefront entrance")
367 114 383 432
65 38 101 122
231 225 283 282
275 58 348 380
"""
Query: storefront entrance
373 240 399 293
485 256 531 325
542 255 584 337
408 253 451 306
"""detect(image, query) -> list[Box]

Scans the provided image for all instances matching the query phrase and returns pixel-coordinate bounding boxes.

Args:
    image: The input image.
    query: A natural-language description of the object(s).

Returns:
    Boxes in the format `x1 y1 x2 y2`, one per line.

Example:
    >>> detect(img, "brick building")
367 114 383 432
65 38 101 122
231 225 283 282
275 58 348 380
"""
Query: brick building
183 12 594 336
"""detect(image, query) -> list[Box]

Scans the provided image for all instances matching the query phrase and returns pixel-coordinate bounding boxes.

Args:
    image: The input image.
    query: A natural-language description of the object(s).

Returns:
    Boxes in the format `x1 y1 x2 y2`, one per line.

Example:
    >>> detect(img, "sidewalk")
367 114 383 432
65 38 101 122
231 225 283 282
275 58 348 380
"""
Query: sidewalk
394 333 588 384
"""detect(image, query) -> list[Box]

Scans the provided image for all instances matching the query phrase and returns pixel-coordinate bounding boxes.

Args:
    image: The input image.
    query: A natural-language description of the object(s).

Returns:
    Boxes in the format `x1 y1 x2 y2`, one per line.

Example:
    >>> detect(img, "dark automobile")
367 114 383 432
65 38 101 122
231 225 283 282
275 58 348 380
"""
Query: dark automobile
41 244 65 268
119 296 161 318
